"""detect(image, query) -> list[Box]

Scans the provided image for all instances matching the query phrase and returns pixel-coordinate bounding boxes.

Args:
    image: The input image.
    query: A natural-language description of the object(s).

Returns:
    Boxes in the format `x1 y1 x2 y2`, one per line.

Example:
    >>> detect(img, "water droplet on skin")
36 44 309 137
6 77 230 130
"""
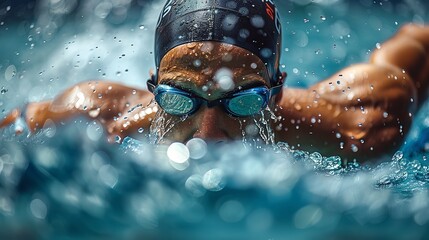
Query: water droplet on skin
193 59 202 68
303 18 310 23
351 144 358 153
89 108 101 118
139 25 145 29
294 103 302 111
376 43 381 49
320 16 326 21
186 42 197 49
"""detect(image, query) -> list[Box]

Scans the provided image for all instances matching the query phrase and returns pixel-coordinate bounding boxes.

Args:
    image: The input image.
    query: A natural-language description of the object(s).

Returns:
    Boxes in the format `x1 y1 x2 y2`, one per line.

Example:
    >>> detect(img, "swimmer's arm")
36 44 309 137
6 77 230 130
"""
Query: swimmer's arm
0 81 155 141
274 64 416 162
274 24 429 162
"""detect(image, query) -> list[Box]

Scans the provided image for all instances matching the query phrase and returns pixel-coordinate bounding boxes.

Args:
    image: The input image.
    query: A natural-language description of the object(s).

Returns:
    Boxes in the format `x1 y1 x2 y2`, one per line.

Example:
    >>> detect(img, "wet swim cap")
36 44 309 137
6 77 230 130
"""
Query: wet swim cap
154 0 282 86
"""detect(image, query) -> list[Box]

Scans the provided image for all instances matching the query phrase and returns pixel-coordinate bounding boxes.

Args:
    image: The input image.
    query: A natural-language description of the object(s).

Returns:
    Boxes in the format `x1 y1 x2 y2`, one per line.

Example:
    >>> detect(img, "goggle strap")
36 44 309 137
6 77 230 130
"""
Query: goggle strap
147 78 156 92
270 84 283 97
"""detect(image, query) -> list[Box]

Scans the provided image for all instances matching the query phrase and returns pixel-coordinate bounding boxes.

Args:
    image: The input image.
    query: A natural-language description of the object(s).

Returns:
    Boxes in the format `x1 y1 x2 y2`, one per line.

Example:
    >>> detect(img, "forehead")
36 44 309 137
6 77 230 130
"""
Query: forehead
158 41 269 87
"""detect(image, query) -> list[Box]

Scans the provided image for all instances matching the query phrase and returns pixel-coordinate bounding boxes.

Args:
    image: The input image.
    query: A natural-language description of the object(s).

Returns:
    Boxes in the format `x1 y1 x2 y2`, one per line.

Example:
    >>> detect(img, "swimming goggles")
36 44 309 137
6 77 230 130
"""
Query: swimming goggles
147 81 282 117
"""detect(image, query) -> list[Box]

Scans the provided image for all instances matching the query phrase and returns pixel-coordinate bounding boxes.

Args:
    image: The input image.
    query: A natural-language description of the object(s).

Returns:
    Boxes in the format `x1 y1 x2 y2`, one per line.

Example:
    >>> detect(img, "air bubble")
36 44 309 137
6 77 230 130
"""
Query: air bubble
218 200 245 223
0 87 7 94
167 142 189 164
87 121 103 141
214 68 234 91
5 65 17 81
30 199 47 220
202 169 225 191
98 164 118 188
186 138 207 159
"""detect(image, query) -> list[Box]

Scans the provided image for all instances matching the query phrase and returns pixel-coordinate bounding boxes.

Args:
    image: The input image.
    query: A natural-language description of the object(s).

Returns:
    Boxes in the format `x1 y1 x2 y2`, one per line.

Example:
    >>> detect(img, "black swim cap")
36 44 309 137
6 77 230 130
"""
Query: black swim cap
154 0 282 86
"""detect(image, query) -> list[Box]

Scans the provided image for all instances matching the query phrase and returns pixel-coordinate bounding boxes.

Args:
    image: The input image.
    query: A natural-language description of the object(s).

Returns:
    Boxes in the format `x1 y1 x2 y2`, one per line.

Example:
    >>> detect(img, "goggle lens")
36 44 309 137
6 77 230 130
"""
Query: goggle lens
153 84 273 117
227 94 266 117
156 92 195 115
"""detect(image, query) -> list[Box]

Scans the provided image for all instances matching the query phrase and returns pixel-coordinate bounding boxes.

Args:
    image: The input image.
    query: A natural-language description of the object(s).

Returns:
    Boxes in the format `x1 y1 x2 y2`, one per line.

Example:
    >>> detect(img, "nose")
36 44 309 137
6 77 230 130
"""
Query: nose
193 106 230 140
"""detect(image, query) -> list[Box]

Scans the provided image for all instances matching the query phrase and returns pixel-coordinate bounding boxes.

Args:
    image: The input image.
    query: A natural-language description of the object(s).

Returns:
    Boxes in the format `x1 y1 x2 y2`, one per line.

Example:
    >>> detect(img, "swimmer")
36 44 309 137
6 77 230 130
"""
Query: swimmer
1 0 429 162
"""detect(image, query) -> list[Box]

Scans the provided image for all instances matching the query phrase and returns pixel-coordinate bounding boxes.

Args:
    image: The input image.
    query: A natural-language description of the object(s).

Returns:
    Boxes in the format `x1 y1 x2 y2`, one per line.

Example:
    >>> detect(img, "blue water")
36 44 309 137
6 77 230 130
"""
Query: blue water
1 0 429 239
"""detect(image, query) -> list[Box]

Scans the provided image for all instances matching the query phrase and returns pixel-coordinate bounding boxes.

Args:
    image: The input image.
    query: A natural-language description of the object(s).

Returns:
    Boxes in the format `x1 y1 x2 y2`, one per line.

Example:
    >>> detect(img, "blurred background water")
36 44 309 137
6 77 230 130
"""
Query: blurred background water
0 0 429 239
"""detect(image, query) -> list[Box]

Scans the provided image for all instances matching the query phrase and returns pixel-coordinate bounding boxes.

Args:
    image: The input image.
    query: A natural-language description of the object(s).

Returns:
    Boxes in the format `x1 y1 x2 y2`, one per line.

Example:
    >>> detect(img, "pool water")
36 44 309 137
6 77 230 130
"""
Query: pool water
1 0 429 239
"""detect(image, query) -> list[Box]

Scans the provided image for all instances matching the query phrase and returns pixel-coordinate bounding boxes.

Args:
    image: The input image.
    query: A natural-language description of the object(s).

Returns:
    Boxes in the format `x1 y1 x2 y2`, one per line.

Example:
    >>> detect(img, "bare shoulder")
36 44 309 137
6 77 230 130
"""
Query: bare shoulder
273 63 417 160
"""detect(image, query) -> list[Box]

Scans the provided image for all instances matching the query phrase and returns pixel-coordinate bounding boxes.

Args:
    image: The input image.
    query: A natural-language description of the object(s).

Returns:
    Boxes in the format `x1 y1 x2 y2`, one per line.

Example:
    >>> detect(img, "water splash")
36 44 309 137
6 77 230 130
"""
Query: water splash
149 102 188 144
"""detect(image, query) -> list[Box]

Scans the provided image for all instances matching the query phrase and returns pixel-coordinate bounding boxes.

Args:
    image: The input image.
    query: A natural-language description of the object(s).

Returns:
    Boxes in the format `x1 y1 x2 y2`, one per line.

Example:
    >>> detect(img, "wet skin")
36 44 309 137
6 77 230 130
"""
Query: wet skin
1 24 429 162
155 41 270 143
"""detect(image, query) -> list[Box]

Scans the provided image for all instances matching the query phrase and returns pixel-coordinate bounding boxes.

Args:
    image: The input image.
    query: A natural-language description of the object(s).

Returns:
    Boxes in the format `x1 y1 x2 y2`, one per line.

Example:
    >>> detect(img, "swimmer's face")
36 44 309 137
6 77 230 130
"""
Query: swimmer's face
155 41 271 143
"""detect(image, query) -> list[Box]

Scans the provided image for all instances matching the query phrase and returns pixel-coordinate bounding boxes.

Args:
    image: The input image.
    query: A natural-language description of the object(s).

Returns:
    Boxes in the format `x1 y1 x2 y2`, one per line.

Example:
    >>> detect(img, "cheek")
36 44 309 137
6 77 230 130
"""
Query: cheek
239 119 260 137
161 115 197 140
